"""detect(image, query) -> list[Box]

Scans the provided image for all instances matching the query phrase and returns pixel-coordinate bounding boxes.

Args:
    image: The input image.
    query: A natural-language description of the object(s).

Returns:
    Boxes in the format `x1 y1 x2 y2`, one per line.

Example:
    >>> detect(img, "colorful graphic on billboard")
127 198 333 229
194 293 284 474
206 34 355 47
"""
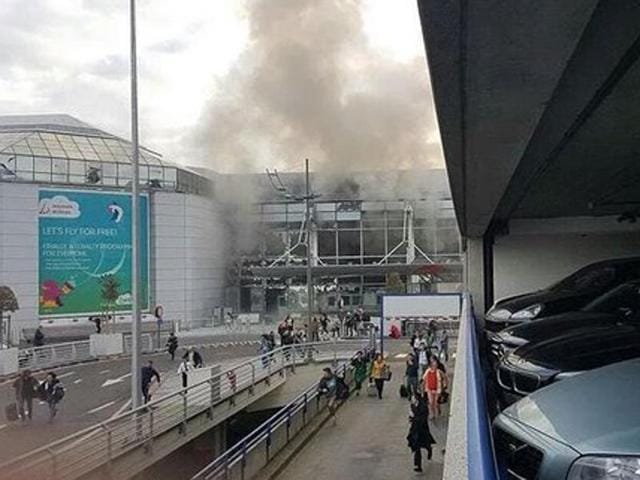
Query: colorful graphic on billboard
38 189 149 317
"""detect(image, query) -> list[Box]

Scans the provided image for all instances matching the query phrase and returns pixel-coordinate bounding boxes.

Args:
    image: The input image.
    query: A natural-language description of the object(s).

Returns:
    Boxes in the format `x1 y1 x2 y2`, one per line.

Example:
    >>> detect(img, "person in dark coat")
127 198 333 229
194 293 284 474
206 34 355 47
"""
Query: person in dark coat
141 360 161 403
39 372 65 422
33 327 45 347
13 370 38 421
183 347 203 368
407 393 436 473
166 332 178 361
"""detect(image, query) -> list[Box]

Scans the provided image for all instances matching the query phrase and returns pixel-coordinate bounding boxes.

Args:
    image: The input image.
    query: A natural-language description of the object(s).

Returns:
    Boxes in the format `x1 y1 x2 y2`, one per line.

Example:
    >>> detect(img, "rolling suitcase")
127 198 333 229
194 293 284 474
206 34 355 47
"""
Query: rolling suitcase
5 402 18 422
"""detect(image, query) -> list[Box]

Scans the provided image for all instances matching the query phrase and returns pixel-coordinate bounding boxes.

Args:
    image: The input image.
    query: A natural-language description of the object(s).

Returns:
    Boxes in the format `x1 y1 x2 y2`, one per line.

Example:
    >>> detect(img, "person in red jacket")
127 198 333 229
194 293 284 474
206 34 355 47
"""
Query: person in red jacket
422 357 447 419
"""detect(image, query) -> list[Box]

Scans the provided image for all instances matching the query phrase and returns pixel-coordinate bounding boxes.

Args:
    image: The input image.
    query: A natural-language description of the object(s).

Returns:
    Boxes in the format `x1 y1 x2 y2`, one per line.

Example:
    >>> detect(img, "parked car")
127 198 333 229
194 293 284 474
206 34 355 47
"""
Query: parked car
488 280 640 361
496 325 640 406
485 257 640 332
494 358 640 480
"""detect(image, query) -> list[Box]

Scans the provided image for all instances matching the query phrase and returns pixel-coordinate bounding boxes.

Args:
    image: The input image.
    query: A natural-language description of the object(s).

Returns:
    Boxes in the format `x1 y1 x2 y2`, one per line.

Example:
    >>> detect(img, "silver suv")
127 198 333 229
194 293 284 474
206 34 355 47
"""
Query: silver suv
493 358 640 479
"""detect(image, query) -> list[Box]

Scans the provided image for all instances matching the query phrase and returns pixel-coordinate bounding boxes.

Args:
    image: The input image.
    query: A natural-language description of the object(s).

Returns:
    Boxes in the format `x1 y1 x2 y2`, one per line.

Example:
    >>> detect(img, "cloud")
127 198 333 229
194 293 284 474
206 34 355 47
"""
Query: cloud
0 0 441 175
38 195 81 219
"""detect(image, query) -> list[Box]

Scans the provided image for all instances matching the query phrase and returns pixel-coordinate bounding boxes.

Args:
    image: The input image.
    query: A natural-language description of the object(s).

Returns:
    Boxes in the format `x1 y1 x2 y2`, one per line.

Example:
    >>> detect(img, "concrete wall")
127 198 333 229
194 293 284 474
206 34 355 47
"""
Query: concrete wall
0 183 228 340
493 217 640 301
150 192 228 329
0 183 39 340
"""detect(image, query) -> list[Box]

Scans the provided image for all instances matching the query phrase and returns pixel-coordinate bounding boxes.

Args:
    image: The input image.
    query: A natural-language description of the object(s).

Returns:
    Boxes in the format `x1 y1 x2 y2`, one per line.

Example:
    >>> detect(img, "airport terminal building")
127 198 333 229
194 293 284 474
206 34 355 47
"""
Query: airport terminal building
0 114 461 342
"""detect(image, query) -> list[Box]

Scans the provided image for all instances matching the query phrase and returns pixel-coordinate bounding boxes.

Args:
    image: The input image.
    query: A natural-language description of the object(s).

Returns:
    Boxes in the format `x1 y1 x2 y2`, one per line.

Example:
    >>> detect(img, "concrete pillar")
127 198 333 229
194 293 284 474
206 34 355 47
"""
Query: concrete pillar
465 237 486 316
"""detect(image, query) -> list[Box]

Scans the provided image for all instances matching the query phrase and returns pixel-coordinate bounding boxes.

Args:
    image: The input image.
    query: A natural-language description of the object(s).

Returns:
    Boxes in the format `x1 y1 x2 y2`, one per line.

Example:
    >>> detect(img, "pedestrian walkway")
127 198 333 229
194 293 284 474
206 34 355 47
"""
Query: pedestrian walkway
274 359 448 480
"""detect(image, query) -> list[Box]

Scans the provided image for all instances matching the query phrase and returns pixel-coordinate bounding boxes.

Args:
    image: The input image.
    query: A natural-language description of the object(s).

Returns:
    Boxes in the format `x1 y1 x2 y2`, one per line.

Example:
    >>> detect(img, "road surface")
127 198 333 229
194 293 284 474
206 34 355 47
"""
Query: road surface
0 341 261 462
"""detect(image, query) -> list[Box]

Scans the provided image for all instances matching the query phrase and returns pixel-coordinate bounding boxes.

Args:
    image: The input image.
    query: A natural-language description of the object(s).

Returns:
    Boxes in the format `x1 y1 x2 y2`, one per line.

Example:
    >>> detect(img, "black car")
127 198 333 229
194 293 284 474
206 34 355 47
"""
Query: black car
496 325 640 407
485 257 640 332
488 280 640 361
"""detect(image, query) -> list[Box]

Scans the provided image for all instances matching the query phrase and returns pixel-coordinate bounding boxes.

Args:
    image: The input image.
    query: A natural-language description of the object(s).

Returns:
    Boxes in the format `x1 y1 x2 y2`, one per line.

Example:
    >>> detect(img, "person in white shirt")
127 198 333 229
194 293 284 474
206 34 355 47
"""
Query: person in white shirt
178 358 190 388
418 345 429 379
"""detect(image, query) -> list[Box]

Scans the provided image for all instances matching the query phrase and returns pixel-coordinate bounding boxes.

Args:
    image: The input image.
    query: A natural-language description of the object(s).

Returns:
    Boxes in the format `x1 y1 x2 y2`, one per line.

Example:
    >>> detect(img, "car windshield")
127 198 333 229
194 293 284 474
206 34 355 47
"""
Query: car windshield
549 265 616 293
584 283 640 315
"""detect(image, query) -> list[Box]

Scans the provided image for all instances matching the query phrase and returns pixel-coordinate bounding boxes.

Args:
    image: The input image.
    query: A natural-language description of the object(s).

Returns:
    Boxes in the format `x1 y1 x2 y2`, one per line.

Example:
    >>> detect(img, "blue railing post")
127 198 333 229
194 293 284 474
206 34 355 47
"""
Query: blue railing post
464 293 499 480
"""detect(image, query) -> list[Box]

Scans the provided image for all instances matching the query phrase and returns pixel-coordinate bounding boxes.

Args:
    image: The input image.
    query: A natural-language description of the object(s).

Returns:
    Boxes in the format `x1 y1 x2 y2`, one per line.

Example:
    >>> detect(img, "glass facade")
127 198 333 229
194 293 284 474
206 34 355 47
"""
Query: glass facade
238 198 463 314
0 129 209 195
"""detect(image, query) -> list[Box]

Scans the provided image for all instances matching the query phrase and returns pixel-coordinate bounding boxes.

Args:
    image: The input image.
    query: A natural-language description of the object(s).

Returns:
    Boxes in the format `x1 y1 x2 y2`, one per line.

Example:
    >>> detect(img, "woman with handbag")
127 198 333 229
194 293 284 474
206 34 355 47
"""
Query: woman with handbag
370 353 389 400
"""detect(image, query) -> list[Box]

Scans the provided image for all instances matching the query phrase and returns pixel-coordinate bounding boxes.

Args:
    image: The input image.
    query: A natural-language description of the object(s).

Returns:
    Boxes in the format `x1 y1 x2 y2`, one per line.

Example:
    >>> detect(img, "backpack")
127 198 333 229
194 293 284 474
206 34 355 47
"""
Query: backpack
335 377 350 400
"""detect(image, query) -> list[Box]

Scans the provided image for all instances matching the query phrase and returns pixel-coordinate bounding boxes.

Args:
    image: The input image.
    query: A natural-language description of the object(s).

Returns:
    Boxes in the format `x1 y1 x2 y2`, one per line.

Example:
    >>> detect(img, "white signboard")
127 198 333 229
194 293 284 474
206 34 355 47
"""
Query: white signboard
382 294 461 318
380 294 461 335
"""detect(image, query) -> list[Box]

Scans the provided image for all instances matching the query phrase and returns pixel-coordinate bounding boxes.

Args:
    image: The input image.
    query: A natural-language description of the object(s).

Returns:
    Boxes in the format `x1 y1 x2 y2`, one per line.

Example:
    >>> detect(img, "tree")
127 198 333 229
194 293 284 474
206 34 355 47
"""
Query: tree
0 286 19 348
385 272 405 294
100 275 120 334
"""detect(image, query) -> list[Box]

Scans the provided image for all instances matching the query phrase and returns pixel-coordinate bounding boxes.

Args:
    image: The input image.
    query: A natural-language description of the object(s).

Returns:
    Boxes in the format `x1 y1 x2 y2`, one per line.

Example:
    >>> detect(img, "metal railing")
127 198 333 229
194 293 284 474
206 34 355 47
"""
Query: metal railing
17 334 154 371
0 339 372 480
18 340 92 371
192 344 375 480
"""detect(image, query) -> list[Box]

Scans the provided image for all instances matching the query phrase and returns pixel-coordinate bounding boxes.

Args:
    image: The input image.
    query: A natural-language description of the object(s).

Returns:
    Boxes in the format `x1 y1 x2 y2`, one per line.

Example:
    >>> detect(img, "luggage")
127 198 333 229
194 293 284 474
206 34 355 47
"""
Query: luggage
5 402 18 422
399 384 409 398
367 382 377 397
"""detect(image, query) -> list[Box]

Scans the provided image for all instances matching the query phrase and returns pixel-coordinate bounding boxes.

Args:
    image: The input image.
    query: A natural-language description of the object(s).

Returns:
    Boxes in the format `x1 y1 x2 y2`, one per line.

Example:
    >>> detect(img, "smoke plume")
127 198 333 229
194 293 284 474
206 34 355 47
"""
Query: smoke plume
195 0 442 174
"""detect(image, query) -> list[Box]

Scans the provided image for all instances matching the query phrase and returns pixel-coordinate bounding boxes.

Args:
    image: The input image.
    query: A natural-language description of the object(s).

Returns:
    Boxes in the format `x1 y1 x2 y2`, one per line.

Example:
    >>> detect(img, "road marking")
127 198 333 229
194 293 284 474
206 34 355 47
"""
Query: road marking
86 401 116 415
99 369 110 375
101 373 131 387
394 353 408 359
110 398 132 419
0 424 7 431
73 379 83 385
57 371 76 379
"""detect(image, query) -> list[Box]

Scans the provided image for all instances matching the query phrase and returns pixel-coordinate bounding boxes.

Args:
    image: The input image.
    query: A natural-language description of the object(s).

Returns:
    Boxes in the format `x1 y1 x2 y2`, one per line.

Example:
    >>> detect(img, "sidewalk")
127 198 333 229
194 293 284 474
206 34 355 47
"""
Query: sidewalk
275 362 448 480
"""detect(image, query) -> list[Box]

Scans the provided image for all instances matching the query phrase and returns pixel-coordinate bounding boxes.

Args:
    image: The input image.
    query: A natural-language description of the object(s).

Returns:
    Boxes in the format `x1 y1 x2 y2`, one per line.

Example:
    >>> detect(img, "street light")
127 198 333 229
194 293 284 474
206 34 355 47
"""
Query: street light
129 0 142 409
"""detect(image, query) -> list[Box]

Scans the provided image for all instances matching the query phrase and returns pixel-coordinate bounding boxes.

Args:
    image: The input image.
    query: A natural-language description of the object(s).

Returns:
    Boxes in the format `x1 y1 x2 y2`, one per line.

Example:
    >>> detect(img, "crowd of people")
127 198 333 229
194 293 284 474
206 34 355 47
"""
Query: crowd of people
315 323 451 474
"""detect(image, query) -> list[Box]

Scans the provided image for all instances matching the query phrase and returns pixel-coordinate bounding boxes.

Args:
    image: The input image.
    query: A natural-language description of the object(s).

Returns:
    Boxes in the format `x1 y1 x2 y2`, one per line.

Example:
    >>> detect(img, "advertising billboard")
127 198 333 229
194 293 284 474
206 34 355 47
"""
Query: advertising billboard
38 189 149 317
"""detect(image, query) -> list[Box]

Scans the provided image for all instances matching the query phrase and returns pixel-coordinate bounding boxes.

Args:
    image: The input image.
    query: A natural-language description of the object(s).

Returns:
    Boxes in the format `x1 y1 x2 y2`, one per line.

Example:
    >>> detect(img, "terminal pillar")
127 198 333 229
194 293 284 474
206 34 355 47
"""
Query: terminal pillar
465 236 491 321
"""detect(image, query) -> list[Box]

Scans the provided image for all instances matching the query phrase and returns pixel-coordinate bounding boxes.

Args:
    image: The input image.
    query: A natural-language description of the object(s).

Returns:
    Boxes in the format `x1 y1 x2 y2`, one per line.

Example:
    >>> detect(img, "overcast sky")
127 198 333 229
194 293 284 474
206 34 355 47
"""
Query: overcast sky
0 0 442 172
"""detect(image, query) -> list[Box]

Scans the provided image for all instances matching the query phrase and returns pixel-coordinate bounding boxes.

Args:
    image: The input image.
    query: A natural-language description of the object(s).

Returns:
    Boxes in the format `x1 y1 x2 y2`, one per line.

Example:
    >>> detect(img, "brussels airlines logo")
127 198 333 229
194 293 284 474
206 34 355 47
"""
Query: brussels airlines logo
38 195 81 218
107 202 124 223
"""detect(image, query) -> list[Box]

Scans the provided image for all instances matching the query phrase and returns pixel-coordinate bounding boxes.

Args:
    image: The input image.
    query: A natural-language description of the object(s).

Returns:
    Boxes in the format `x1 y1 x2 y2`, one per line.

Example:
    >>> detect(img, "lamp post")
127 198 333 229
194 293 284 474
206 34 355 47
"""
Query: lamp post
129 0 142 409
304 159 313 325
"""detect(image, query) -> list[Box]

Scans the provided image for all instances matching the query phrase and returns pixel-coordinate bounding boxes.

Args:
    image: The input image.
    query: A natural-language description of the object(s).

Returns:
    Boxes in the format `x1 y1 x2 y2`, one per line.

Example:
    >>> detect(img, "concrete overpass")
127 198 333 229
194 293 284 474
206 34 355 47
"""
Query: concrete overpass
0 341 370 480
418 0 640 312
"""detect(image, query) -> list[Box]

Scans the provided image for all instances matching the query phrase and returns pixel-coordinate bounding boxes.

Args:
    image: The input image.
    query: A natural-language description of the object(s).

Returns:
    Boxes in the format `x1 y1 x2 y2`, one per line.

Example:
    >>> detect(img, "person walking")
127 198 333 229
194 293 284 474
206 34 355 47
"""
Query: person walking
317 367 338 425
439 329 449 363
141 360 161 403
418 344 429 378
177 357 190 388
183 346 203 368
407 393 436 473
405 352 419 399
423 357 447 419
351 351 368 396
166 332 178 361
13 370 38 421
39 372 65 422
370 353 389 400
